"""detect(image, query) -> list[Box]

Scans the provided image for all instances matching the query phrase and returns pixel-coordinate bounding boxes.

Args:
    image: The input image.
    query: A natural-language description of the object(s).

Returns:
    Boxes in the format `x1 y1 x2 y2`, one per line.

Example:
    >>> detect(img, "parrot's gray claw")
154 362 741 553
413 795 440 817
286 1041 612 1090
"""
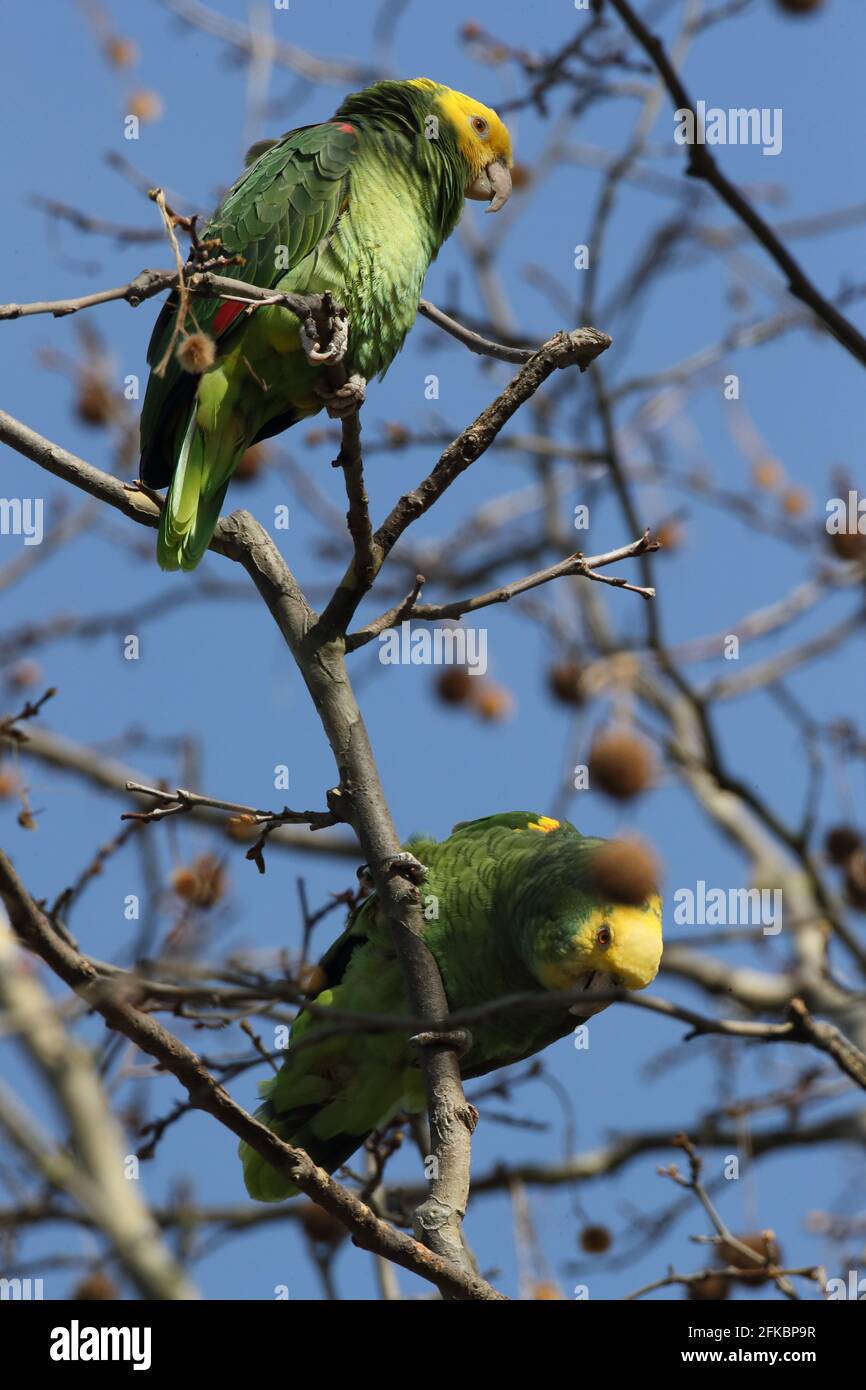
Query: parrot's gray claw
358 851 428 886
300 310 349 367
382 851 428 884
410 1028 474 1057
315 372 366 419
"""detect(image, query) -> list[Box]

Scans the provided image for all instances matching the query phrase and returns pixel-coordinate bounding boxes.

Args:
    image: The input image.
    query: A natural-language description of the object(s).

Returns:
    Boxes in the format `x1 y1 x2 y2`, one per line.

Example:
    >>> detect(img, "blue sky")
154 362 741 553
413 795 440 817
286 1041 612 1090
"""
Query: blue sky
2 0 865 1299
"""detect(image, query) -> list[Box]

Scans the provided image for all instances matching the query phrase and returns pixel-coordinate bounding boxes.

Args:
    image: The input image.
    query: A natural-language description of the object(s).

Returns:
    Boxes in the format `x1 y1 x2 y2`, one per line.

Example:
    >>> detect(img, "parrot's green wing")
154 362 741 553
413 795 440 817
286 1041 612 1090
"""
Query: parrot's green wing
239 811 663 1202
238 818 574 1202
239 894 407 1202
140 121 359 486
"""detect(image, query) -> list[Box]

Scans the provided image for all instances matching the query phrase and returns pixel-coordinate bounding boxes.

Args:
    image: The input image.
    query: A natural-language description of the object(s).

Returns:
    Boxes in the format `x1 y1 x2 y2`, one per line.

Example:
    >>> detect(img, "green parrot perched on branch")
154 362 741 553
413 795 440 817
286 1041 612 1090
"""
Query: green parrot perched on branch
240 812 663 1201
139 78 513 570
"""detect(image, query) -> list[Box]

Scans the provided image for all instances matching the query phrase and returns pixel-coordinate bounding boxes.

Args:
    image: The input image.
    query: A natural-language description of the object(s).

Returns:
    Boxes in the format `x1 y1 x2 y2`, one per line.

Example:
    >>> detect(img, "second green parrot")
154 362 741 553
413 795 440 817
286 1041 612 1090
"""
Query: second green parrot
240 812 663 1201
139 78 513 570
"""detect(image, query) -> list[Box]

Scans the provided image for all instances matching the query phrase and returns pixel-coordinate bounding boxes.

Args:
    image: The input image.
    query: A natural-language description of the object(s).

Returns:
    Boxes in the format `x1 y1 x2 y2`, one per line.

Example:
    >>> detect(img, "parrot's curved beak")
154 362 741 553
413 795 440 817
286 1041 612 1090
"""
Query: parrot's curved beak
466 158 512 213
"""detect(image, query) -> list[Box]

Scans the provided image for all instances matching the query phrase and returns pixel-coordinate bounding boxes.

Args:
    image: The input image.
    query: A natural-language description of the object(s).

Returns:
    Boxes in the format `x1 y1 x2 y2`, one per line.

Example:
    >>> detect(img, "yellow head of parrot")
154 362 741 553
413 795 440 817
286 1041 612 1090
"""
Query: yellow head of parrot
409 78 514 211
537 896 664 1003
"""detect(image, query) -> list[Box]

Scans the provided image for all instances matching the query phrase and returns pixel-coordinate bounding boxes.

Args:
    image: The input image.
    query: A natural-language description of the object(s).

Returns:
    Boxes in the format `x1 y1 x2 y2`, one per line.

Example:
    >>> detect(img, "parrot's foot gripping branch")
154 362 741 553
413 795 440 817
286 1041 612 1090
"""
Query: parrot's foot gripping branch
380 850 429 883
299 301 349 366
297 290 367 418
315 372 367 419
358 850 429 889
410 1027 475 1058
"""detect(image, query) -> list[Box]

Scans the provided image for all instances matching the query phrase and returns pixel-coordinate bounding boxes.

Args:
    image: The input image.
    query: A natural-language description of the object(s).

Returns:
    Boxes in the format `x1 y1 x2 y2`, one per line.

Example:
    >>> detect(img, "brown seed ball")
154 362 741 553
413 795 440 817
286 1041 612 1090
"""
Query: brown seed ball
471 681 515 722
234 444 268 482
751 456 784 491
17 810 37 831
172 855 226 909
688 1273 730 1301
191 854 225 908
127 89 164 123
844 849 866 911
0 767 20 799
105 36 138 68
171 867 199 901
72 1272 118 1300
718 1231 778 1285
298 1201 348 1247
828 528 866 562
383 421 410 446
588 730 655 800
547 659 586 707
579 1224 612 1255
509 162 532 191
653 519 683 552
587 837 659 907
435 668 473 706
176 333 216 374
76 378 114 426
780 486 811 518
531 1281 564 1300
824 824 861 865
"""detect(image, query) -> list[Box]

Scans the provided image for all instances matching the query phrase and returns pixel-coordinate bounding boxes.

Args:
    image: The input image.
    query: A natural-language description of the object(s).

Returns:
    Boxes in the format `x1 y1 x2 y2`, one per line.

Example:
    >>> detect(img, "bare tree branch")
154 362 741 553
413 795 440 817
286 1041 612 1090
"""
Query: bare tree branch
607 0 866 370
0 915 198 1298
0 853 503 1301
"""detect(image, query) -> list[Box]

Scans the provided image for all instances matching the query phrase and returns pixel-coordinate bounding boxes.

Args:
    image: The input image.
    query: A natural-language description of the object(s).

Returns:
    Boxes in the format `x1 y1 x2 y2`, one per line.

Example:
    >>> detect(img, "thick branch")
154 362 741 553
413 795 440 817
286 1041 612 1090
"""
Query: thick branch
221 512 479 1275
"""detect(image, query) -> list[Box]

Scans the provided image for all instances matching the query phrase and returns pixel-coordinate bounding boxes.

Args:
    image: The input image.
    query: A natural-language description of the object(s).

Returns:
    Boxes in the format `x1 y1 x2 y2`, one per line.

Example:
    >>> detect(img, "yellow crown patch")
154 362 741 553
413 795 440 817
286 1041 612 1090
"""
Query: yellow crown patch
520 816 561 834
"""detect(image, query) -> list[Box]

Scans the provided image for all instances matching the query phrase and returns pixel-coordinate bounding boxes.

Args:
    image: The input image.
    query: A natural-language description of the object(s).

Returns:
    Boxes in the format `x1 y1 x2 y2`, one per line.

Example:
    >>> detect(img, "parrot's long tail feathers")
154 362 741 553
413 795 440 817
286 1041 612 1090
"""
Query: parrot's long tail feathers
239 1101 370 1202
156 410 230 572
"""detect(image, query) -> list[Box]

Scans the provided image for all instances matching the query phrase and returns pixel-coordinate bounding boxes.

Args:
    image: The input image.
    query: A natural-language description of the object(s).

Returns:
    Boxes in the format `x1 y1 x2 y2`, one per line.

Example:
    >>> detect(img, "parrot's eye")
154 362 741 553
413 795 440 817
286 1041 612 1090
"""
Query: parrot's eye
470 115 489 138
596 924 612 948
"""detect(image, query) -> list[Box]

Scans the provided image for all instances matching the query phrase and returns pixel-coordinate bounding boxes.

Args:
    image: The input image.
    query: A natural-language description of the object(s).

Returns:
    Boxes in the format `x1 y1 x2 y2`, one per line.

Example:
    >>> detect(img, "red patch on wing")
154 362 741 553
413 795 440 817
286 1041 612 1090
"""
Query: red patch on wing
212 300 248 338
336 122 357 135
